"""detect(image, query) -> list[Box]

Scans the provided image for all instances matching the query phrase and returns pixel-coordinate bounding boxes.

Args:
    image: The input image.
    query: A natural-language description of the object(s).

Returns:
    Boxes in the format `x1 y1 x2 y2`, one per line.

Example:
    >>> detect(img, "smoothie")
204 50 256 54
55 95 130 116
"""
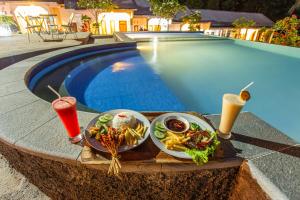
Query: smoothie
218 94 246 138
52 97 81 142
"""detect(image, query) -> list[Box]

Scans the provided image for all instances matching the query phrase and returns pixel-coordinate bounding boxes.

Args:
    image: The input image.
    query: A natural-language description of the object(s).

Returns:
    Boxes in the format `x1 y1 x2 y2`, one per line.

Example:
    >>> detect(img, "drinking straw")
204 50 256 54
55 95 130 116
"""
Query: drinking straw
241 81 254 91
47 85 61 99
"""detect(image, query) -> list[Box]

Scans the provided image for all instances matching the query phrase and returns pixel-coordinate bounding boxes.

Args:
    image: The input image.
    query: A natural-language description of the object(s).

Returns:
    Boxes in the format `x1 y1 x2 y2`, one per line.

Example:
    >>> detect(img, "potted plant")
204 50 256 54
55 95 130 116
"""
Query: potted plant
81 15 91 32
0 15 18 36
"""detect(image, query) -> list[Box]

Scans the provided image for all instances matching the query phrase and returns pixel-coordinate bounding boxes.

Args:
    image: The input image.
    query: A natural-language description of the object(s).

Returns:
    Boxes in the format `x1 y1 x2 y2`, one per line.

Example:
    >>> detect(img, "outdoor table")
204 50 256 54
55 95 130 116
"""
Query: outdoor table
39 14 63 41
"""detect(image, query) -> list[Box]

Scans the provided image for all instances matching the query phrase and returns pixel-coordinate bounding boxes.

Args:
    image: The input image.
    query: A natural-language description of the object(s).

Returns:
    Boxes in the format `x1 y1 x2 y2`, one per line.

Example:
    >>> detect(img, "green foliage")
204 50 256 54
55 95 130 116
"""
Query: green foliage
81 15 91 21
0 15 17 26
232 17 256 28
149 0 186 20
185 132 220 166
77 0 117 11
77 0 117 20
77 0 117 34
272 15 300 47
232 17 256 39
182 11 202 31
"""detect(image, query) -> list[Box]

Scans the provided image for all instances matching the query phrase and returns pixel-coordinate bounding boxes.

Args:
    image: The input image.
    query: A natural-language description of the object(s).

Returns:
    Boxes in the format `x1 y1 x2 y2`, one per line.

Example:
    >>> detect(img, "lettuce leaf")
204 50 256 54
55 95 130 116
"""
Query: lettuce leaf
185 131 220 165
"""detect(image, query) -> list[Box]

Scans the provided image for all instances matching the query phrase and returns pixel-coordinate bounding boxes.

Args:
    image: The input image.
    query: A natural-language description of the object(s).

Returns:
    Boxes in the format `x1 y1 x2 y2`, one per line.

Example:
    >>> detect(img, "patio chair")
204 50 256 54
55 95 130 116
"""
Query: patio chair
61 13 78 39
18 13 44 42
41 14 62 41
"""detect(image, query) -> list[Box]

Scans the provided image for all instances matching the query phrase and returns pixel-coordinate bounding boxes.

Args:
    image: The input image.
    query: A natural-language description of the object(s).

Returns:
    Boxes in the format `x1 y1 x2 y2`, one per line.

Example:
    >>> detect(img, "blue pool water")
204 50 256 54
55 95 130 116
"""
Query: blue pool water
64 50 185 111
65 39 300 142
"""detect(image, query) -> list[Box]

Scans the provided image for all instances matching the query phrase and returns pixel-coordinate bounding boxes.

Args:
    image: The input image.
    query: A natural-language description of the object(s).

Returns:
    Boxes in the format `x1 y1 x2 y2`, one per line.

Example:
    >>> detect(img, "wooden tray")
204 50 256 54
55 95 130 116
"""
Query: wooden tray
80 112 237 164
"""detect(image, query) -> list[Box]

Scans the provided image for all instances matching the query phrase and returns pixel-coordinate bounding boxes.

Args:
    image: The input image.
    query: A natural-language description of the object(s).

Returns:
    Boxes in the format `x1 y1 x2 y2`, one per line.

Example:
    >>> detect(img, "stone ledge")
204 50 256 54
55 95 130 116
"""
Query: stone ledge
0 139 240 200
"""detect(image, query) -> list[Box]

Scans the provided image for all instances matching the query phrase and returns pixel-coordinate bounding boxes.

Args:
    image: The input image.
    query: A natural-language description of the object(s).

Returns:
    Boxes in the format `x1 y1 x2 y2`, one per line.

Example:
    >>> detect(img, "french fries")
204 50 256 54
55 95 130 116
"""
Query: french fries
161 131 190 151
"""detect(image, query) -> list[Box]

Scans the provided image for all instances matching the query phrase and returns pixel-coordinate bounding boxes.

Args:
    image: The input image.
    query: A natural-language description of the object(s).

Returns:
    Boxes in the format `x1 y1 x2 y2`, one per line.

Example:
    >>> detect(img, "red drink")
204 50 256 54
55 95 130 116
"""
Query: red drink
52 97 81 143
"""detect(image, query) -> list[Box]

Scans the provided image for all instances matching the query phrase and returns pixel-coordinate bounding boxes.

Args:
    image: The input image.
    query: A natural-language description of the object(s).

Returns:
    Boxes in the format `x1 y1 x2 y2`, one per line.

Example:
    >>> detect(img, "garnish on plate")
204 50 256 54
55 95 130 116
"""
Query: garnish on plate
240 90 251 101
88 112 148 176
154 120 220 165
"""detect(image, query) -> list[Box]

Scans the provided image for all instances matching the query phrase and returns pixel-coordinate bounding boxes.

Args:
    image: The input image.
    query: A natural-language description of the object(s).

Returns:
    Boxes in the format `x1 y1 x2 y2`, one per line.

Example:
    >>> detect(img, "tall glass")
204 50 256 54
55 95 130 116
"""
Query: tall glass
218 94 246 139
52 96 82 143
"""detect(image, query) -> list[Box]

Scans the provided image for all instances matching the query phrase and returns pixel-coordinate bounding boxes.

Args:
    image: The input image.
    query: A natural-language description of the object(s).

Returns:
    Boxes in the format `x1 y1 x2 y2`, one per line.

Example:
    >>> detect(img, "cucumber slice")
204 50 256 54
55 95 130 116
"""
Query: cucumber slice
98 116 109 123
155 122 165 129
155 126 166 133
103 114 113 121
95 121 102 128
154 130 166 139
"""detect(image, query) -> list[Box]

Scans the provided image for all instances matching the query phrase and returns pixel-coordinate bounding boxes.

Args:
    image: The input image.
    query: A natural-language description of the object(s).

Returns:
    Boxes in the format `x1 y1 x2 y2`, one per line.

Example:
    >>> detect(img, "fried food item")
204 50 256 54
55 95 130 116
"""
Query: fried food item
161 131 190 151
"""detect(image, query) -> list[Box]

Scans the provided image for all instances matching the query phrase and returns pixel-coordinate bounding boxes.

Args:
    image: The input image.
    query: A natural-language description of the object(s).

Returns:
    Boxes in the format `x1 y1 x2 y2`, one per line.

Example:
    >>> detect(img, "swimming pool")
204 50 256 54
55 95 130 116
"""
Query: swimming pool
30 37 300 142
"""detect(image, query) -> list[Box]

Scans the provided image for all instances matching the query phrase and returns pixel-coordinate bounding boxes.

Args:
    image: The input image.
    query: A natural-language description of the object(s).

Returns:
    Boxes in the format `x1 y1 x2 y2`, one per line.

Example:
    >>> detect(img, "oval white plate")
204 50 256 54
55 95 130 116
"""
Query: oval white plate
85 109 150 153
150 113 215 159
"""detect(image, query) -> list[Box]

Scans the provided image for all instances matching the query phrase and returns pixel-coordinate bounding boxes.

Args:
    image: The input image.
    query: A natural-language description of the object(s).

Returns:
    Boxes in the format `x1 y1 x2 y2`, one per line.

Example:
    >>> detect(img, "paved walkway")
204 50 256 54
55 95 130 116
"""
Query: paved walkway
0 33 89 59
0 32 90 199
0 154 49 200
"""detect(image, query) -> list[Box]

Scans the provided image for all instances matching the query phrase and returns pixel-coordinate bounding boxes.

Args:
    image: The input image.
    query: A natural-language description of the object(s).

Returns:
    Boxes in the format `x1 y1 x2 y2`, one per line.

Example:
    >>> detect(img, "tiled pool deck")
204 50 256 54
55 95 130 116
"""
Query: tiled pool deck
0 36 299 199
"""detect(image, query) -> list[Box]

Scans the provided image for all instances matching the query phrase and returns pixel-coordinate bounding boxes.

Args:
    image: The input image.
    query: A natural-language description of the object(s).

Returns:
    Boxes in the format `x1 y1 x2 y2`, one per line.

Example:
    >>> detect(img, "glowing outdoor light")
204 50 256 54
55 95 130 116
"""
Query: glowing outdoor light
98 12 131 34
0 25 12 36
181 23 189 31
240 28 247 35
148 18 169 31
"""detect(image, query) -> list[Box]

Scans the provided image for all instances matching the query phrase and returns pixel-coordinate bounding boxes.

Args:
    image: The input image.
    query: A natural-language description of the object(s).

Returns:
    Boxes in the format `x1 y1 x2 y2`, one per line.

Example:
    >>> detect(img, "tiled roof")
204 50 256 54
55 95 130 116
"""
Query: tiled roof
175 9 274 27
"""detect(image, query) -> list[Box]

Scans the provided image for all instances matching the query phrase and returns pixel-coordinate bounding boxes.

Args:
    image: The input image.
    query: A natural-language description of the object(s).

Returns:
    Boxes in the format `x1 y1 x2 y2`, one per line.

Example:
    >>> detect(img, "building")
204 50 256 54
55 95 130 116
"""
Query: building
181 9 274 40
0 0 274 39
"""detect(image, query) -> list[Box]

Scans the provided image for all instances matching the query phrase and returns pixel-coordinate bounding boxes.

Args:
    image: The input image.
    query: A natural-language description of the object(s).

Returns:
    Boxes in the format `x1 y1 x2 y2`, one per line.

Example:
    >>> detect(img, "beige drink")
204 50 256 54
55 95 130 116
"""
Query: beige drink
218 94 246 139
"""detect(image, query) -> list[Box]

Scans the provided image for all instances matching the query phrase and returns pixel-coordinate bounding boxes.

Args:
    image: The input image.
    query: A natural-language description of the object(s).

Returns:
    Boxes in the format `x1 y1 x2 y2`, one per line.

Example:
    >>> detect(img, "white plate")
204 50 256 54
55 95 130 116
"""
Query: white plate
85 109 150 153
150 113 215 159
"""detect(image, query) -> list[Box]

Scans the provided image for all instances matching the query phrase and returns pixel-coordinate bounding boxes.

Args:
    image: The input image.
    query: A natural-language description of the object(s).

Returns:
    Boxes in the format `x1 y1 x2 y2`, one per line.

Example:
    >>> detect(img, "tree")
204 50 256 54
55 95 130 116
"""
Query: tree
184 0 205 8
182 11 202 31
232 17 256 39
149 0 186 31
272 15 300 47
77 0 117 34
220 0 236 10
206 0 220 10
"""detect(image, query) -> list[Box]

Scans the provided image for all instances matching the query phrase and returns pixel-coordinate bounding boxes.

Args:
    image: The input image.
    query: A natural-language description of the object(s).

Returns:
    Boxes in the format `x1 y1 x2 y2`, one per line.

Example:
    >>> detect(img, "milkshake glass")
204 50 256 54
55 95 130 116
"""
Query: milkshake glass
218 94 246 139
